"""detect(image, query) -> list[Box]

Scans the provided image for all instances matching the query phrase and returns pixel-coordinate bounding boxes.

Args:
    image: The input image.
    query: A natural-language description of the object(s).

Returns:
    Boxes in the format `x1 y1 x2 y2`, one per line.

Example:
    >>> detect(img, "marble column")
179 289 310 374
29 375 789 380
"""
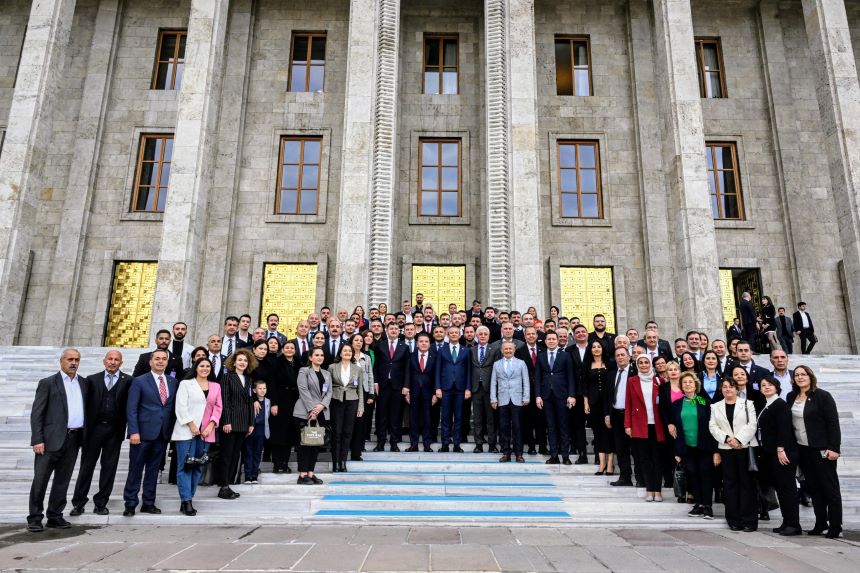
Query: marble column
484 0 513 310
508 0 545 315
0 0 77 344
651 0 723 338
149 0 229 340
801 0 860 350
333 0 376 311
367 0 400 307
41 0 122 345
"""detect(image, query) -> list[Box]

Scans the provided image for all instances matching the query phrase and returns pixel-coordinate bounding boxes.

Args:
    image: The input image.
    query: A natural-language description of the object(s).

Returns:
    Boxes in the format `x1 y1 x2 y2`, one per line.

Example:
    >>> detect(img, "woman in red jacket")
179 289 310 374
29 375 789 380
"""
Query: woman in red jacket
625 353 666 501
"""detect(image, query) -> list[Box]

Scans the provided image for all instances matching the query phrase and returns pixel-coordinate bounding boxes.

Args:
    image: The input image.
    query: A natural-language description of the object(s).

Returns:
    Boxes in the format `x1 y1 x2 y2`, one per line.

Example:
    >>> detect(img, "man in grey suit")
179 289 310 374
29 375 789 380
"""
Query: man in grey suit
471 326 500 452
775 307 795 354
491 342 530 463
28 348 87 532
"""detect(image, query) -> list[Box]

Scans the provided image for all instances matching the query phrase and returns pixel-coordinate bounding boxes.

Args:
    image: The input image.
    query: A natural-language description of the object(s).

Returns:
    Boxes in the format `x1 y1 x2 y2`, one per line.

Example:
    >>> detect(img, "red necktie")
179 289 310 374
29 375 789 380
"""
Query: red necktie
302 340 307 354
390 340 395 359
420 353 425 372
158 375 167 405
531 347 537 366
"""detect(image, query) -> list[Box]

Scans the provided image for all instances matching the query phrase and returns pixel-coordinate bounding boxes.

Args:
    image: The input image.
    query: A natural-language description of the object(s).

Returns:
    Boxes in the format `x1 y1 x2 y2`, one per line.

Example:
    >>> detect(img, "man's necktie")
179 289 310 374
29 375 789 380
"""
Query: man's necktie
479 346 485 365
227 338 233 355
389 340 395 359
452 346 458 361
615 369 623 401
649 351 655 360
420 353 425 372
549 351 555 369
531 347 537 366
107 374 114 391
302 340 307 354
158 375 167 405
331 341 336 356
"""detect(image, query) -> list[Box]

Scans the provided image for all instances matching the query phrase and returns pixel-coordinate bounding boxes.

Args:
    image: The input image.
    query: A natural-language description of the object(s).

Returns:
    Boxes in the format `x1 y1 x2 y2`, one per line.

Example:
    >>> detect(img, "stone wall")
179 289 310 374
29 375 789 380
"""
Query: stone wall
0 0 30 129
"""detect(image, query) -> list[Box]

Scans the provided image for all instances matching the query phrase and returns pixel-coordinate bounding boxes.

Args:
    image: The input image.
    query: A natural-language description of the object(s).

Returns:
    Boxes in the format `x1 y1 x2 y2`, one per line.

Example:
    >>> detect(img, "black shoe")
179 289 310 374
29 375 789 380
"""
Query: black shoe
546 456 560 464
27 521 44 533
94 506 109 516
406 445 418 452
807 525 828 536
688 505 704 517
562 456 573 465
574 454 588 465
489 445 499 453
123 507 135 517
373 444 385 452
283 465 292 473
825 528 842 539
610 479 634 487
180 501 195 516
714 489 724 504
528 448 537 455
439 445 450 452
729 525 742 531
538 447 549 455
423 445 433 452
780 527 802 536
297 476 313 485
473 444 484 453
703 506 714 520
499 454 511 463
635 481 644 488
46 517 71 529
594 470 606 476
759 511 770 521
332 465 340 473
272 466 282 474
140 505 161 514
799 495 812 507
187 501 197 516
69 506 84 517
453 445 464 453
218 487 240 500
390 444 401 452
310 476 324 485
742 526 757 533
351 456 364 461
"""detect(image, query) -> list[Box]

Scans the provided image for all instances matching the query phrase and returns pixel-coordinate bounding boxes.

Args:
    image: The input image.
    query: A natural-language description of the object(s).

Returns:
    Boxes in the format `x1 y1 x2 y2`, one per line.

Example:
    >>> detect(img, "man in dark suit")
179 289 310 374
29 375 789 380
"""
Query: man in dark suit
471 326 500 453
70 350 132 516
406 333 437 452
206 334 228 381
221 316 242 356
435 326 473 452
27 349 87 532
637 329 673 363
604 347 641 487
323 319 345 368
122 350 178 516
739 292 757 346
734 341 769 391
373 322 411 451
588 314 616 355
726 318 744 343
567 325 590 463
516 326 546 455
775 307 795 354
536 331 576 465
133 329 183 379
793 301 816 354
264 313 288 345
292 319 312 361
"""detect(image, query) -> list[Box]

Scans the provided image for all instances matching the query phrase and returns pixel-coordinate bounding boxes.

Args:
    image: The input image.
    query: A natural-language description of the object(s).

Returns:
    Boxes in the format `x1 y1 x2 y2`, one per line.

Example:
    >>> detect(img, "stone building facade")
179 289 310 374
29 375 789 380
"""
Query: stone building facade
1 0 860 352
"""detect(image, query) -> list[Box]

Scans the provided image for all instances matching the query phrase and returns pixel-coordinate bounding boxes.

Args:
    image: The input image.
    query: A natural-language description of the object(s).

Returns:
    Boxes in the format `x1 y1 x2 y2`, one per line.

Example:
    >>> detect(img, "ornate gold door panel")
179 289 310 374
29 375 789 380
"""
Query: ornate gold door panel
559 267 616 332
260 263 318 339
411 265 466 313
105 262 158 347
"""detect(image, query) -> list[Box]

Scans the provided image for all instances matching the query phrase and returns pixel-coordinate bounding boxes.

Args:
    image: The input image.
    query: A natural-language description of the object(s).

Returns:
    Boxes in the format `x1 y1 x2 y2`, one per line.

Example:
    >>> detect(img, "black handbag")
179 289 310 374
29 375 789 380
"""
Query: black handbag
672 463 686 498
183 452 209 470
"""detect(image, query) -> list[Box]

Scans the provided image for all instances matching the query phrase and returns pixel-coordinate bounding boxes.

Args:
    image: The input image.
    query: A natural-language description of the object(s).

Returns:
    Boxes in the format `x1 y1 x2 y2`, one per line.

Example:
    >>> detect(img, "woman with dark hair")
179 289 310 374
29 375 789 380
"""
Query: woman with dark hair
361 330 378 441
251 339 268 363
787 365 842 538
698 350 723 402
350 333 375 461
625 353 666 501
216 349 257 500
658 361 685 490
182 346 211 379
328 344 364 472
670 372 716 519
253 338 289 474
652 355 668 380
758 375 801 535
269 340 301 473
311 331 327 352
760 296 780 352
547 305 560 325
353 306 368 330
679 352 700 374
293 347 332 484
584 340 613 475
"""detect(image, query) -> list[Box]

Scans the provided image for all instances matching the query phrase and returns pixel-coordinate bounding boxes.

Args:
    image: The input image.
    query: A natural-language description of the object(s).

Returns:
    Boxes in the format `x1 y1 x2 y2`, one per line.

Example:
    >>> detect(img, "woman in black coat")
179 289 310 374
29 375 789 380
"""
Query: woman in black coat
217 349 257 500
269 341 301 473
757 376 801 535
786 365 842 538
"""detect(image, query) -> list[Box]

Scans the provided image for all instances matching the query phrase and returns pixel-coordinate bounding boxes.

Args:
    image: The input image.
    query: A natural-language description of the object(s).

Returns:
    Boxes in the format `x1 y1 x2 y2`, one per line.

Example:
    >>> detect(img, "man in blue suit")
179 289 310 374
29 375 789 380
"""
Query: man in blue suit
435 326 472 452
122 349 178 516
406 333 437 452
536 331 576 465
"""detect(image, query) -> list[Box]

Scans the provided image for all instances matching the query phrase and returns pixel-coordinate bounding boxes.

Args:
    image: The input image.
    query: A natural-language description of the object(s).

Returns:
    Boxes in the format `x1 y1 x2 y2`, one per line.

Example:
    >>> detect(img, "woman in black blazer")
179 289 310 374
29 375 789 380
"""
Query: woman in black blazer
216 349 257 500
786 365 842 538
757 376 801 535
697 350 723 402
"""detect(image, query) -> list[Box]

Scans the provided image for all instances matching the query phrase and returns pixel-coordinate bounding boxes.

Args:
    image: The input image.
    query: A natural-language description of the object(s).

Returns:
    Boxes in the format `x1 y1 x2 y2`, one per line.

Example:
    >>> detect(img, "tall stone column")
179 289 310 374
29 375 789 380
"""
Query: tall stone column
801 0 860 349
484 0 513 310
508 0 545 315
42 0 122 345
333 0 376 310
149 0 229 340
366 0 400 307
651 0 723 338
0 0 77 344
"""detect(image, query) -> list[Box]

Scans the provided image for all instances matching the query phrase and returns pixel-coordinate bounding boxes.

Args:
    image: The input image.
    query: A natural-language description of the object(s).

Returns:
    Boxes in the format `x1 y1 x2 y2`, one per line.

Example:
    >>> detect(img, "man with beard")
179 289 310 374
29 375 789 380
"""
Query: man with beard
133 330 183 379
483 307 501 342
588 314 615 354
170 322 193 369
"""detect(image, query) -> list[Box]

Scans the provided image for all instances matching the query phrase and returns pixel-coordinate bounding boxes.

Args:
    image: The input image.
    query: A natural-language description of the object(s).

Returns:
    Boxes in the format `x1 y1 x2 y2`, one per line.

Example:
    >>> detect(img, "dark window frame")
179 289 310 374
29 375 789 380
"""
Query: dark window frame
418 137 462 217
131 133 174 213
695 37 727 99
275 136 323 215
557 140 603 219
706 142 745 220
423 33 459 95
288 31 327 93
151 29 187 90
554 35 593 97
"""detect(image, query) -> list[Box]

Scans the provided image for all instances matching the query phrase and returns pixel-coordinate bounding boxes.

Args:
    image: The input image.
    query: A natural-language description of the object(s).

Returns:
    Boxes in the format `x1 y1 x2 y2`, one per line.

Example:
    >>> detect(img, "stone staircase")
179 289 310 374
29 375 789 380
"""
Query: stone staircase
0 346 857 528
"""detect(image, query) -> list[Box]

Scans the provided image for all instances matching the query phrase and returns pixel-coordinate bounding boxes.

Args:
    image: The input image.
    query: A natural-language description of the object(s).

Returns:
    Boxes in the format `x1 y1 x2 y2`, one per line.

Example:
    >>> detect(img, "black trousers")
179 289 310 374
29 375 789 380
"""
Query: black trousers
498 403 523 456
568 398 586 454
522 397 546 450
759 450 800 529
409 390 434 447
375 384 404 446
216 429 247 488
798 445 842 530
472 386 497 446
330 398 359 463
28 430 82 522
544 393 570 456
293 416 321 473
610 409 641 482
72 423 123 509
123 437 166 509
632 425 662 491
352 397 373 458
721 448 758 528
683 446 713 506
798 329 816 354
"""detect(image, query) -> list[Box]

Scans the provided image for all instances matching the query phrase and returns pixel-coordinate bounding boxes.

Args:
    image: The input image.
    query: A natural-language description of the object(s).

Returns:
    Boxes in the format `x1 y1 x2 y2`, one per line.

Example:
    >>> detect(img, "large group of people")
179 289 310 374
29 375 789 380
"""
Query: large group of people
26 297 842 539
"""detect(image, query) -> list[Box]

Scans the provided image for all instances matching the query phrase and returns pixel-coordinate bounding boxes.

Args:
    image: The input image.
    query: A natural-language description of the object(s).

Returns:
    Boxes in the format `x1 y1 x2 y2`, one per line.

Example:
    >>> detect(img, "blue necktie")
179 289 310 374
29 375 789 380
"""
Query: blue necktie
479 346 485 365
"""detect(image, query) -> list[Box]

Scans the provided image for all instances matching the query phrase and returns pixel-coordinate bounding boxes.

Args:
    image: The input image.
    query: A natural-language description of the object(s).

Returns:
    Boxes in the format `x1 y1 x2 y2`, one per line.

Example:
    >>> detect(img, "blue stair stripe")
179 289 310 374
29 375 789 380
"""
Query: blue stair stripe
316 509 571 518
329 481 556 487
342 471 550 476
323 494 562 502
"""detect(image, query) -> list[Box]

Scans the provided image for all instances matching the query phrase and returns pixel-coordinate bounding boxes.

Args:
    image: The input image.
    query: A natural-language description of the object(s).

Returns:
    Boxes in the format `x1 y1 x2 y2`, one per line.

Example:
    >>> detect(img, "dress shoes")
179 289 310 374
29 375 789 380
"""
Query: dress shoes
69 506 84 517
515 456 525 463
610 479 633 487
46 517 71 529
122 507 135 517
489 445 499 453
453 445 464 453
390 444 401 452
528 448 537 455
405 445 419 452
351 456 364 461
310 476 324 484
423 445 433 452
94 506 109 516
825 528 842 539
562 456 573 465
574 454 588 465
331 465 341 473
140 505 161 515
297 476 313 485
373 444 385 452
742 526 757 533
759 511 770 521
779 527 802 536
499 454 511 463
180 501 196 516
473 444 484 453
340 462 348 473
546 456 560 464
538 447 549 455
438 445 450 452
807 525 828 536
27 521 44 533
218 487 240 500
729 525 743 531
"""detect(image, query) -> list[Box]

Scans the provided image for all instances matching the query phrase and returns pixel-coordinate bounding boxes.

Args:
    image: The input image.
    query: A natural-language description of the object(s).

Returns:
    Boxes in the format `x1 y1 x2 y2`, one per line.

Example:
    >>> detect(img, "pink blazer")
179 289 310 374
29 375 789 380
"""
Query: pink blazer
200 382 223 443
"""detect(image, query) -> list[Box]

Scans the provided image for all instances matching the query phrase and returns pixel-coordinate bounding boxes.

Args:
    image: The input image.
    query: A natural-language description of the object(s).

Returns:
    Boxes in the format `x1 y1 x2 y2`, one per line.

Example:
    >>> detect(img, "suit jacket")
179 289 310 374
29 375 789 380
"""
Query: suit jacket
671 397 716 455
409 349 437 396
220 371 253 430
623 375 665 441
83 370 132 437
516 344 543 399
786 389 840 452
126 372 178 442
30 372 88 451
775 315 795 340
470 343 500 392
132 349 184 379
490 338 525 353
738 360 769 392
490 357 530 406
435 343 472 392
171 379 223 442
265 331 288 345
792 310 814 333
293 367 333 418
638 344 673 363
568 344 589 395
536 349 575 399
291 337 311 365
603 364 635 416
328 362 364 403
709 398 758 449
757 397 796 454
740 299 757 329
726 324 744 341
374 336 411 390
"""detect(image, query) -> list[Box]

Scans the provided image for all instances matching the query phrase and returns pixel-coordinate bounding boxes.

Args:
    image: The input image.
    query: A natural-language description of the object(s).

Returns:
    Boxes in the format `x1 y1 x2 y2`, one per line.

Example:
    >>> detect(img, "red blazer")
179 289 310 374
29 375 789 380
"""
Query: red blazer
624 375 665 442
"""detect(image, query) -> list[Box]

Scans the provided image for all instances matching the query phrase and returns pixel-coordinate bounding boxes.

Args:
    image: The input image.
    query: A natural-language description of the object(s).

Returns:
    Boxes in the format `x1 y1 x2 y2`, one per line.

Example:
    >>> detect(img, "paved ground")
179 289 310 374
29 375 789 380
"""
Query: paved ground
1 524 858 572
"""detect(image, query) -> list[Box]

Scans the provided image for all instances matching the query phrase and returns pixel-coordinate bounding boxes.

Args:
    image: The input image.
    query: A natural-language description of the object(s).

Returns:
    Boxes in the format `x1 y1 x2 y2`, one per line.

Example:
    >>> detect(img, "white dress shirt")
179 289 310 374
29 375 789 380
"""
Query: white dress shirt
61 372 85 429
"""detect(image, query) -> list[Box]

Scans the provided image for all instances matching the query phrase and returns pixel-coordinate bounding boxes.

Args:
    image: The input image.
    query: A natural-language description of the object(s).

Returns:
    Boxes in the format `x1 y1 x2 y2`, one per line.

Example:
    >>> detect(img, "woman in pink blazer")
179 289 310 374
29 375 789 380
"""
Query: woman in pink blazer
173 357 223 516
624 354 666 501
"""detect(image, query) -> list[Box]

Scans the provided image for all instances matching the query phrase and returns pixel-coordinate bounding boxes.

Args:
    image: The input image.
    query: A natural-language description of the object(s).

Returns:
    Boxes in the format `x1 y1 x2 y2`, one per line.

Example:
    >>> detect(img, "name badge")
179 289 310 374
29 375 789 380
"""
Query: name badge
353 376 360 386
323 383 329 393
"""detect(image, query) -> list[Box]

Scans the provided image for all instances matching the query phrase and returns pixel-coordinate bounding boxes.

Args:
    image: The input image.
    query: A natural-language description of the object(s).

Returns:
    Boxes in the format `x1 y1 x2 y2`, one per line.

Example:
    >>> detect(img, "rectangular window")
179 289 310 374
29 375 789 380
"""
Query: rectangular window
706 142 744 220
419 138 461 217
695 38 726 98
555 36 592 96
105 261 158 348
557 140 602 218
424 34 458 95
289 32 326 92
131 134 173 213
151 30 187 90
276 137 322 214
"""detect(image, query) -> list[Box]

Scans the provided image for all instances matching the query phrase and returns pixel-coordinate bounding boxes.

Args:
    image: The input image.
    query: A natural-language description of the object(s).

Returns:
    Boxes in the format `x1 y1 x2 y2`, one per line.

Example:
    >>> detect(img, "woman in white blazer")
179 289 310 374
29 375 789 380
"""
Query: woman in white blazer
709 377 758 532
173 357 222 516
